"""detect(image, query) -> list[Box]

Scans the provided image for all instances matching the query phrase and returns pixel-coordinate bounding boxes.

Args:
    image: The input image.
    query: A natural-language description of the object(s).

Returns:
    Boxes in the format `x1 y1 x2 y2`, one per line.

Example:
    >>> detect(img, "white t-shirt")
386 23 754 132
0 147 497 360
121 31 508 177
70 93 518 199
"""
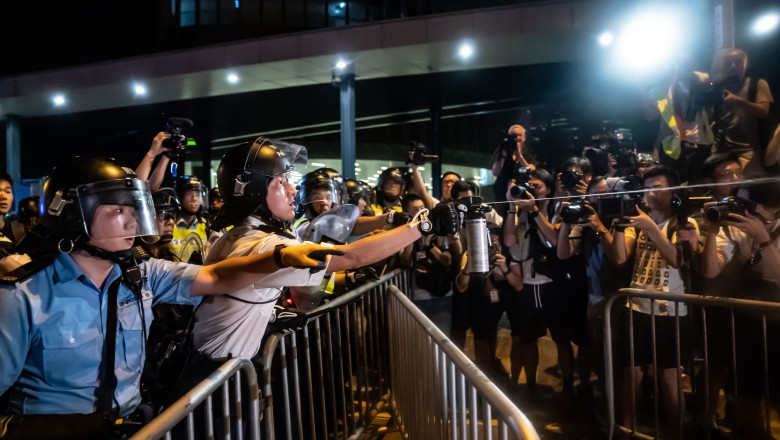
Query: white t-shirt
192 216 328 359
716 220 780 286
625 218 698 316
507 210 554 285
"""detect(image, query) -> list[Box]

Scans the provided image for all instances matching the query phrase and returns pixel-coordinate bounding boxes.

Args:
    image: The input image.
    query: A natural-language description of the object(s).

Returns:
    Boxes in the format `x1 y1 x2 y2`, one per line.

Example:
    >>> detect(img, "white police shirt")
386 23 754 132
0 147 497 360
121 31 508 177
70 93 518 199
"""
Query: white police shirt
192 216 328 360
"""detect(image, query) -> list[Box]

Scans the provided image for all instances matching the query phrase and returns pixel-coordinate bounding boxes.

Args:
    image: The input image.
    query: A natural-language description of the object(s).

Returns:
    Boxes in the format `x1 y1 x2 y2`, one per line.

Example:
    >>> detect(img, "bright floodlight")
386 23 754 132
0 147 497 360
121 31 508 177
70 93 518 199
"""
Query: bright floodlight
52 94 66 106
752 12 780 36
612 8 684 73
133 83 147 96
335 59 347 70
598 32 614 46
227 73 239 84
458 43 473 60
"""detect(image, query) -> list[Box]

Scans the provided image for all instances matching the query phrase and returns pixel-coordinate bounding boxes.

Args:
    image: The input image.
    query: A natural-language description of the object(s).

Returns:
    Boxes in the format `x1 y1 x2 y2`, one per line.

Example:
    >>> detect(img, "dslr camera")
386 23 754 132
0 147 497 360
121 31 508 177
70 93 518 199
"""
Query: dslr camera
508 167 534 200
407 141 439 166
162 117 194 156
706 196 752 223
560 199 590 224
561 169 583 189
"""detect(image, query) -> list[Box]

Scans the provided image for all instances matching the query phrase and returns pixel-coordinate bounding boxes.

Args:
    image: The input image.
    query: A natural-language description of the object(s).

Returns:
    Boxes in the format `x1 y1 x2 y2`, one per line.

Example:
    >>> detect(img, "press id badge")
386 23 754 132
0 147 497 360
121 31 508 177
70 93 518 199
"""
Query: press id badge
489 288 500 303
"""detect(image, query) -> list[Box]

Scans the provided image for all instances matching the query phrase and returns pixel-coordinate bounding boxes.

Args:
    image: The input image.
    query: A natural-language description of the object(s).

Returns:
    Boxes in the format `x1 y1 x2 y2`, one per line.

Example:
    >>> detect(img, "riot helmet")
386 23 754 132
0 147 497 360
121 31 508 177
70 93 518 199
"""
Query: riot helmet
213 136 307 229
175 175 207 217
315 168 346 205
42 157 158 246
377 167 405 204
344 179 367 205
17 196 40 229
297 169 338 219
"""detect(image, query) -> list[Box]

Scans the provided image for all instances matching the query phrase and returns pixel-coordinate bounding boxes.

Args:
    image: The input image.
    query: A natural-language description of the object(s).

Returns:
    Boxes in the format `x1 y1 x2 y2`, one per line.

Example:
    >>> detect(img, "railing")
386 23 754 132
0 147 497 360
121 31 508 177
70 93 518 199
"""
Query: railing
604 288 780 440
386 284 540 440
259 269 539 439
130 358 261 440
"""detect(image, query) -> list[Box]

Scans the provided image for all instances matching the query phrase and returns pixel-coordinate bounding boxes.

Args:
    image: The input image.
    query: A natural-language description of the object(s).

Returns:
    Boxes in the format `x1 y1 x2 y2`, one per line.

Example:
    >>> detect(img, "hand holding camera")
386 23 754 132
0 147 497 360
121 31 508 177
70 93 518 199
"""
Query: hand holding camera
406 141 439 166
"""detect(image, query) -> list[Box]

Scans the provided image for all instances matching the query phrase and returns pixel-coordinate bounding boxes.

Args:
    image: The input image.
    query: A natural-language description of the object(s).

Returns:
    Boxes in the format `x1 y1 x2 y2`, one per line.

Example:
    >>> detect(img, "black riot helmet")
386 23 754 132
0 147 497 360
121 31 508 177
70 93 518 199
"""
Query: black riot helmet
377 167 405 204
297 169 338 219
42 156 158 243
17 196 41 229
213 136 307 229
174 175 207 217
152 188 180 215
315 168 346 205
344 178 367 205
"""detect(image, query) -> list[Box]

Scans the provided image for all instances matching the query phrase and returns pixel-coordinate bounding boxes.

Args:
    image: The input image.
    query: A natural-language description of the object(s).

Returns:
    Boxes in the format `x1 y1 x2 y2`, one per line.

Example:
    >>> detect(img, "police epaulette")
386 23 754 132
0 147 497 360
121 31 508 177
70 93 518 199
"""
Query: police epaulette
0 256 57 285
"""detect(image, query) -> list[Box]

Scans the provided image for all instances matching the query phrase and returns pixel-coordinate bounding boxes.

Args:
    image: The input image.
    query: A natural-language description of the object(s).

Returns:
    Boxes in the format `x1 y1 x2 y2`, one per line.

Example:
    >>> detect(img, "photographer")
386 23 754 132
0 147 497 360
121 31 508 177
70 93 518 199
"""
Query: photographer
644 67 715 185
502 168 566 394
492 125 536 215
401 194 461 334
611 165 698 440
710 49 774 175
455 225 523 380
557 176 627 400
135 132 171 190
700 181 780 437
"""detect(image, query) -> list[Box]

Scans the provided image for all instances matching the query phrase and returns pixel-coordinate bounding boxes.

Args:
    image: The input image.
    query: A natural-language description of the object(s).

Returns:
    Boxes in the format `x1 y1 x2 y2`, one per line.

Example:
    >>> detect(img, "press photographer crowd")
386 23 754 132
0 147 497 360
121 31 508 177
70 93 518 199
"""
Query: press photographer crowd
0 46 779 439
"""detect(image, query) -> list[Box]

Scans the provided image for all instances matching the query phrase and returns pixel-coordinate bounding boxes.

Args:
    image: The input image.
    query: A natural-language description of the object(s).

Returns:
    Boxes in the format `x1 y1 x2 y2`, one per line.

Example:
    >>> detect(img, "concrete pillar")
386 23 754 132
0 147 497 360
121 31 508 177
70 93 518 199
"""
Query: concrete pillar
714 0 735 50
340 73 356 180
5 115 21 193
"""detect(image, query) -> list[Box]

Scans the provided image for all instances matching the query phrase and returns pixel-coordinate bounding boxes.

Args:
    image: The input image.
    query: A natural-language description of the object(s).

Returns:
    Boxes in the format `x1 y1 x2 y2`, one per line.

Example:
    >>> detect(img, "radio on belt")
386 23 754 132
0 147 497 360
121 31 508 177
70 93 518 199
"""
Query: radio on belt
459 196 493 276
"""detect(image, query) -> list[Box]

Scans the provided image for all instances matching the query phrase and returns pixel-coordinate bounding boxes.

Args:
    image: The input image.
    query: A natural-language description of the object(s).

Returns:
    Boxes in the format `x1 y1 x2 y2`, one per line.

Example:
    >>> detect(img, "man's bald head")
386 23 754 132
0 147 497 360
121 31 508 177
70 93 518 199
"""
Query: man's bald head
713 48 748 80
507 125 526 144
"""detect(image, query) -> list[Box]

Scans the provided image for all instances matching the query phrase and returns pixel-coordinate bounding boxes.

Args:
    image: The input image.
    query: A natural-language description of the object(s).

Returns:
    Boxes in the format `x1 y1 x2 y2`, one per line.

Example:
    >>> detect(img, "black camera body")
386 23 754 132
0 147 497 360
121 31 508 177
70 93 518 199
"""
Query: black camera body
670 193 714 219
596 195 643 220
508 167 533 200
408 141 439 166
561 199 589 224
162 117 194 156
706 197 748 223
561 169 583 189
692 75 741 110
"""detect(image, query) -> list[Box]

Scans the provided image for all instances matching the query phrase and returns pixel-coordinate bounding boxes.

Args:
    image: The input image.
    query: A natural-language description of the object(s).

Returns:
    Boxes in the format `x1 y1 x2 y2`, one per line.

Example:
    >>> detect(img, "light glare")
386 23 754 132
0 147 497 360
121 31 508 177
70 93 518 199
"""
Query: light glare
227 73 239 84
598 32 614 46
52 94 66 106
458 43 473 60
752 12 780 35
133 84 147 96
335 60 347 70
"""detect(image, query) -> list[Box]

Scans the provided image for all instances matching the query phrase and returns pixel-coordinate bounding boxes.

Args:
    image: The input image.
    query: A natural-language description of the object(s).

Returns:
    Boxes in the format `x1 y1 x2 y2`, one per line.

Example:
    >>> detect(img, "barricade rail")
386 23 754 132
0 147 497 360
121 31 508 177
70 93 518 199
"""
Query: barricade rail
135 269 537 439
130 358 261 440
260 268 539 439
604 288 780 440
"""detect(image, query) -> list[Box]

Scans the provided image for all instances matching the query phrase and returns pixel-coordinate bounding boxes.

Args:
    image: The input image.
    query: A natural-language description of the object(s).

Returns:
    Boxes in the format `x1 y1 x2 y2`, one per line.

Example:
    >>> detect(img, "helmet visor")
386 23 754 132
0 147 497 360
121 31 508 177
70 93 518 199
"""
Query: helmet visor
299 180 339 207
78 179 159 240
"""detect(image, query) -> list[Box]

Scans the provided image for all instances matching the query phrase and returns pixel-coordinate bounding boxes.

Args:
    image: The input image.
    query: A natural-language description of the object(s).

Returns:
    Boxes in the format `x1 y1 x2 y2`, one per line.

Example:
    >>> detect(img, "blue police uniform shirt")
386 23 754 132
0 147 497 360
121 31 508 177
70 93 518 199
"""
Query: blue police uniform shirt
0 253 201 416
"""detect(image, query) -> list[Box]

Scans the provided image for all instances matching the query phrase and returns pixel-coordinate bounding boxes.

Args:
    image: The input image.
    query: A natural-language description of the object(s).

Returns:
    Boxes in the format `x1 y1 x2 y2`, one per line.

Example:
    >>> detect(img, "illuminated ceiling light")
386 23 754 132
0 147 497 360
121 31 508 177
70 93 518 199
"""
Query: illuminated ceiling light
335 59 348 70
752 12 780 36
339 2 346 7
612 8 684 74
52 94 66 106
598 31 614 46
133 83 147 96
227 73 239 84
458 42 473 60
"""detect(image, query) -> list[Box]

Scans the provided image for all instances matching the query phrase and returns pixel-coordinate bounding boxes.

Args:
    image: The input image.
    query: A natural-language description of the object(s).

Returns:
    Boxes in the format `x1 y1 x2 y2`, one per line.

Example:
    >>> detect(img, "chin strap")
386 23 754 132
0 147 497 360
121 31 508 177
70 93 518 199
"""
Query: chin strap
78 242 151 296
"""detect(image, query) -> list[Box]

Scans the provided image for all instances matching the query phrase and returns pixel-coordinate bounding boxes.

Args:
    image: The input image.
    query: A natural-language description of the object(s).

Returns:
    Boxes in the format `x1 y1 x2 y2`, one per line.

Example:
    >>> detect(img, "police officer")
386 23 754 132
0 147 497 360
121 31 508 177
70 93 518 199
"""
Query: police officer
372 167 405 214
0 157 339 438
192 137 461 362
170 176 209 263
294 169 340 234
0 173 25 255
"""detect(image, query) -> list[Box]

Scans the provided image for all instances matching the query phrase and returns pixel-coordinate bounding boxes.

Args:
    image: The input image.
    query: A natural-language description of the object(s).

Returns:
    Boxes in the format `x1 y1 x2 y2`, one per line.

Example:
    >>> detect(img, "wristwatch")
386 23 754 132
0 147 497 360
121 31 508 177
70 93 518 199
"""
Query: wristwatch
595 229 607 240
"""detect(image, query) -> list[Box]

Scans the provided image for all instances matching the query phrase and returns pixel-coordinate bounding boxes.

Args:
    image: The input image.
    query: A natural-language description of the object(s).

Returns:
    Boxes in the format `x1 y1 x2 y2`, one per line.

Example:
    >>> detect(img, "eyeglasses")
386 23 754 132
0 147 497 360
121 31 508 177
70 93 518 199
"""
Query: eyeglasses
716 169 743 179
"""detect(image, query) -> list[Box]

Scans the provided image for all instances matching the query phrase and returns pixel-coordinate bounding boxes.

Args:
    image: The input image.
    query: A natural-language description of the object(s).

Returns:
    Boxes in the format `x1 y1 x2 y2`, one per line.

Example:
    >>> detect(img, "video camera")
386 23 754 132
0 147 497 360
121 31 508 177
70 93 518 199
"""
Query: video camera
407 141 439 166
670 192 714 220
508 167 534 199
161 117 194 157
691 75 741 111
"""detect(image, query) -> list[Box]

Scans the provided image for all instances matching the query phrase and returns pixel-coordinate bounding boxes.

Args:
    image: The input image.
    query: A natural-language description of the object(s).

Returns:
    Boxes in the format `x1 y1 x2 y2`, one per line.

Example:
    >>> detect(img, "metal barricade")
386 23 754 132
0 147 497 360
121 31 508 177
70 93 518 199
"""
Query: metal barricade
386 284 539 440
259 269 539 440
604 288 780 440
130 358 261 440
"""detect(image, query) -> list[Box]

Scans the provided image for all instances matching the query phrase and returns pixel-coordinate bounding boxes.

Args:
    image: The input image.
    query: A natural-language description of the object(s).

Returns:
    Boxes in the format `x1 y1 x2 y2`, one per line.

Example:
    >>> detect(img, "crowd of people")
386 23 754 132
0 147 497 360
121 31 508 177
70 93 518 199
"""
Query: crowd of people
0 46 778 439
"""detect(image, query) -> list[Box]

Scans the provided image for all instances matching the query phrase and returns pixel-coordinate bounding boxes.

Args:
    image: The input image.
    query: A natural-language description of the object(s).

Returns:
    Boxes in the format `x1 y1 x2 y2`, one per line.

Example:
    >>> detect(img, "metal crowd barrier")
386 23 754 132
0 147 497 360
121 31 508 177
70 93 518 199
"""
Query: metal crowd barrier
604 288 780 440
130 358 261 440
386 284 539 440
259 268 539 440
